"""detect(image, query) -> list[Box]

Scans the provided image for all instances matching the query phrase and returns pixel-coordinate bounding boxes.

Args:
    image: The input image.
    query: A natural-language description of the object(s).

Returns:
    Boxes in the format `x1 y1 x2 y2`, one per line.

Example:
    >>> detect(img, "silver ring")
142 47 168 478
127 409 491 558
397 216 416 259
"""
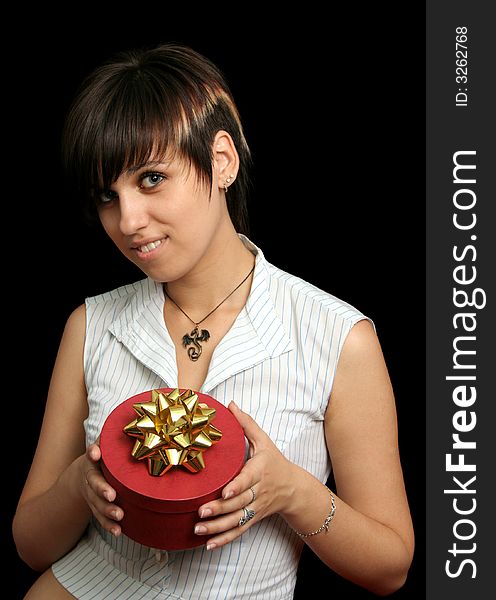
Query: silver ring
249 486 256 504
238 507 255 527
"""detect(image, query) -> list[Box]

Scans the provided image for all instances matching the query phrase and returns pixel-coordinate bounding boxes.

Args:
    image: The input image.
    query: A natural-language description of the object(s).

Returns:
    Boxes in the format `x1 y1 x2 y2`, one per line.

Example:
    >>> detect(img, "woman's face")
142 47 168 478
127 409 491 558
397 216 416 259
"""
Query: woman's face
97 154 227 283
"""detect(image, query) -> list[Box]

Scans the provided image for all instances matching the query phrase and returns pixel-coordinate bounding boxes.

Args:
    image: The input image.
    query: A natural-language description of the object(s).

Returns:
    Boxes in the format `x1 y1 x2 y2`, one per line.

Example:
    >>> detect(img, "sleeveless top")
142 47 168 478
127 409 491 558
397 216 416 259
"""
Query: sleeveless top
52 236 373 599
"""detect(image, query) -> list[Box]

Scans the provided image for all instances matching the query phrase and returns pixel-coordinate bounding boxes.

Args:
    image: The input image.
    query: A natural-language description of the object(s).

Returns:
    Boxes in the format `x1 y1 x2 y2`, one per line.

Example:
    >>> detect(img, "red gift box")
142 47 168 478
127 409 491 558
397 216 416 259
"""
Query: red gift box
100 388 246 550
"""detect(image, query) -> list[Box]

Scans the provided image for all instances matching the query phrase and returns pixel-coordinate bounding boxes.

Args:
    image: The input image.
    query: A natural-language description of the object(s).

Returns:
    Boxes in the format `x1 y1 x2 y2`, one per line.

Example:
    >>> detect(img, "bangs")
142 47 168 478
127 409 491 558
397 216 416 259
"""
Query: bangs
62 44 251 233
62 67 199 198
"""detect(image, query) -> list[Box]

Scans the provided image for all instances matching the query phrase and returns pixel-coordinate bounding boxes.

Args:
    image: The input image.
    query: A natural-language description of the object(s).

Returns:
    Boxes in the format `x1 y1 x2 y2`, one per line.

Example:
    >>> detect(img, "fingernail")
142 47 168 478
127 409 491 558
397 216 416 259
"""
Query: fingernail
110 527 120 537
195 524 207 534
223 490 234 499
104 491 113 502
111 510 121 520
200 507 212 518
206 542 216 551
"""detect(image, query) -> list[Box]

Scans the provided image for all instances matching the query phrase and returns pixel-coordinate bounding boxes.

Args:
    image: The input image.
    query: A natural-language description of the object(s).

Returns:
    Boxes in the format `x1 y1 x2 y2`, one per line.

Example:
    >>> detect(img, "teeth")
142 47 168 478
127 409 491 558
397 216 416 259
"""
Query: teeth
138 239 163 253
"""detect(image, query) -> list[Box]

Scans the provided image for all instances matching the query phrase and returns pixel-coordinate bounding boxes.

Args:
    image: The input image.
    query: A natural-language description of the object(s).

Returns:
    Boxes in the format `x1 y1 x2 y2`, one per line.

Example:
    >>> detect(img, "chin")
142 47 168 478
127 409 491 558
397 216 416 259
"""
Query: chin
139 264 186 284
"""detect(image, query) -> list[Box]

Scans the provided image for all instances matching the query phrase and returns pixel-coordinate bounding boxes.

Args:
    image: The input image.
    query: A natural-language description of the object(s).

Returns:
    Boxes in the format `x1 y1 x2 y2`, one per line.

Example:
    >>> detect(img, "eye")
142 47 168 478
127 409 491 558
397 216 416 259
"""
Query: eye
97 189 118 205
139 172 166 189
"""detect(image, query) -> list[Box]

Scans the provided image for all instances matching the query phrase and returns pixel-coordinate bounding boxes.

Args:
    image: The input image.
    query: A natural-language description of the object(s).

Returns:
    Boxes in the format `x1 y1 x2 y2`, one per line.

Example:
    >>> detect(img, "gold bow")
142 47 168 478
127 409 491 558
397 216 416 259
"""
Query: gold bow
123 388 222 476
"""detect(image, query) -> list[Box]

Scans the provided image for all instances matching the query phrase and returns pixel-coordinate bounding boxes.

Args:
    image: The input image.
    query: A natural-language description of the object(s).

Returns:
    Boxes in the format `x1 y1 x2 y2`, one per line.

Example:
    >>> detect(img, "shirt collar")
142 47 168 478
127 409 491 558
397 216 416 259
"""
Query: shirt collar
239 235 294 357
108 236 293 393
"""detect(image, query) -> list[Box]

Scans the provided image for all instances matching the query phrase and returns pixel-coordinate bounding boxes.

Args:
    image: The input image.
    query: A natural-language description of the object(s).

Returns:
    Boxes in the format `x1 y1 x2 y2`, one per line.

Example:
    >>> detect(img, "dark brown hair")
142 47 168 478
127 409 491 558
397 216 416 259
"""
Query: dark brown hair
62 43 252 234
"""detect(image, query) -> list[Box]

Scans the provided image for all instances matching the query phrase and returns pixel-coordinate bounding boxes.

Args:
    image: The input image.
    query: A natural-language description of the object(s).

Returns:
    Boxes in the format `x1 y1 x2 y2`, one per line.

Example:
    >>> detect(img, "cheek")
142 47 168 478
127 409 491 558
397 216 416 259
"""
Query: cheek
167 192 213 233
98 211 125 247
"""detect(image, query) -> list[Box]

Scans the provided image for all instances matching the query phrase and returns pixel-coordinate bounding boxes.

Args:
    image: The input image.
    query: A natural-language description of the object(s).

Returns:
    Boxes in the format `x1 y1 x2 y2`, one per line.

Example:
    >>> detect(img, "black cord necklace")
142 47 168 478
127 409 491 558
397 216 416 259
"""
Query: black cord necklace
164 263 256 361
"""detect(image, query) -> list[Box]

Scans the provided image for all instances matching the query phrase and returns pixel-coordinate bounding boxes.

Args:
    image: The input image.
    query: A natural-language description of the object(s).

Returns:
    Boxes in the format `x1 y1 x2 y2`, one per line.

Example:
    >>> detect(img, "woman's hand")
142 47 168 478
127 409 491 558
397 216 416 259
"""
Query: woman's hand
195 401 298 550
79 441 123 537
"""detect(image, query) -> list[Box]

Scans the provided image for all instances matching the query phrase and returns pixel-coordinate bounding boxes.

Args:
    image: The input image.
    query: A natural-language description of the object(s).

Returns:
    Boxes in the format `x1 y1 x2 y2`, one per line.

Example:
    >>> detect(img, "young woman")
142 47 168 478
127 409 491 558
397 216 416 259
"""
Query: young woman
13 44 414 599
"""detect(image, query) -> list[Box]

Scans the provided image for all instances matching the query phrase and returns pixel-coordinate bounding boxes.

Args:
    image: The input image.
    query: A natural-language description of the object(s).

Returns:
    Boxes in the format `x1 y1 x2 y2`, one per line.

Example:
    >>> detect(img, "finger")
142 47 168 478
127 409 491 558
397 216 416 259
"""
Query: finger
92 507 123 538
100 518 122 538
86 466 116 503
85 479 123 536
228 402 268 447
202 509 258 550
90 492 124 524
199 486 256 518
194 511 240 536
87 443 101 463
195 505 257 535
220 460 259 500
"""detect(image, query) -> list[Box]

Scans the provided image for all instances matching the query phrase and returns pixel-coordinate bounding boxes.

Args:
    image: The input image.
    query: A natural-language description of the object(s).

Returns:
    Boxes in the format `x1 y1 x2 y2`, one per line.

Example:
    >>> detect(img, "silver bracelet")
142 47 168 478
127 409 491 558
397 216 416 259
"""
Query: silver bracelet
295 488 336 538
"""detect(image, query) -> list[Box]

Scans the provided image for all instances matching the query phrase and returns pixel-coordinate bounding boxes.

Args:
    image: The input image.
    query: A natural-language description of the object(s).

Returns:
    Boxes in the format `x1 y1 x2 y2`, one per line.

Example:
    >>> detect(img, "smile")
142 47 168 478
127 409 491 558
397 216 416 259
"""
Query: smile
138 239 165 253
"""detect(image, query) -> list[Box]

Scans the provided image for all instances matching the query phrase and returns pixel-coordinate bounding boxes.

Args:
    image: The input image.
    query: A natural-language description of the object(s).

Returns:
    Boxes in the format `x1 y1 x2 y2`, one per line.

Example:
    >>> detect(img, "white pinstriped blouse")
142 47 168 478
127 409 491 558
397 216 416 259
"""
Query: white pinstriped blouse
52 236 372 599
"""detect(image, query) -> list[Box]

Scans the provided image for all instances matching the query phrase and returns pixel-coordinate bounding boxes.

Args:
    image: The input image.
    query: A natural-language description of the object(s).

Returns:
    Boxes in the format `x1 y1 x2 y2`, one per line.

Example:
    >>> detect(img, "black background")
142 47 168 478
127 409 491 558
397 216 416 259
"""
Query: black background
4 10 424 599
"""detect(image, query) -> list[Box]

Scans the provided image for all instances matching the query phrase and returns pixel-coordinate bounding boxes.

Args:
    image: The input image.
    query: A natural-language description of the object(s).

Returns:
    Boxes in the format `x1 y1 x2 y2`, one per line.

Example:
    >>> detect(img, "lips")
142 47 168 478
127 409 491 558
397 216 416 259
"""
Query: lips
132 237 167 254
138 239 164 253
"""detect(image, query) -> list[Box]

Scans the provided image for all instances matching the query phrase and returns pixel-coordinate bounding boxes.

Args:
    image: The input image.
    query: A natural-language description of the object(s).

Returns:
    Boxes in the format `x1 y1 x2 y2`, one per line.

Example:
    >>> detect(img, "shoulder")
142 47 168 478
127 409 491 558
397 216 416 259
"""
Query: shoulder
336 319 380 371
245 235 369 328
65 303 86 333
265 259 371 328
85 277 158 319
83 277 161 344
85 277 154 308
52 304 87 373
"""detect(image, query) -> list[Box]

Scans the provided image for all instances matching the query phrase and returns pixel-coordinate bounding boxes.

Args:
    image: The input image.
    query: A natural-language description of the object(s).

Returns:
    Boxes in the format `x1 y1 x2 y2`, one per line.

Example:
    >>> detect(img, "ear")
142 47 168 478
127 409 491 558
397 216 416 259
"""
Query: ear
213 130 239 193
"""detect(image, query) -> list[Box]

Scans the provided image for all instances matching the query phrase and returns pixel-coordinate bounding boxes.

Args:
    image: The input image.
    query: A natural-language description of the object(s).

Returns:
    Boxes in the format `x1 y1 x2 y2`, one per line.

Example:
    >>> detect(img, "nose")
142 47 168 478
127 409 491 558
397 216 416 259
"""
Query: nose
118 191 149 236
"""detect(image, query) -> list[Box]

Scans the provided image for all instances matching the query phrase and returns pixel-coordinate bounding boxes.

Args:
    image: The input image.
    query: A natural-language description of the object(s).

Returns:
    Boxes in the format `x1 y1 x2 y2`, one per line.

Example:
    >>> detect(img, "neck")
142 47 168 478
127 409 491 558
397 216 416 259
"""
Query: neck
164 227 255 319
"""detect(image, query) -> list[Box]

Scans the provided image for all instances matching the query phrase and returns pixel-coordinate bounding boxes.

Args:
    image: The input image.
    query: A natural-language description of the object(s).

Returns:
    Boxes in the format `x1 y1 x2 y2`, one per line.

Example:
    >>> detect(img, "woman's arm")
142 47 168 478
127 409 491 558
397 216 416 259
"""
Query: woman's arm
282 319 414 594
195 320 414 596
12 305 122 572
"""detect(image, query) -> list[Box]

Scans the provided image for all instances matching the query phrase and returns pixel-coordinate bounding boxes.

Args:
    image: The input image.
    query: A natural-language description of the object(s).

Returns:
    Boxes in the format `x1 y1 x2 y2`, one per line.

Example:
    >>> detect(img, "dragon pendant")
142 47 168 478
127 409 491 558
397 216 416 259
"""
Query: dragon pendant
182 325 211 361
